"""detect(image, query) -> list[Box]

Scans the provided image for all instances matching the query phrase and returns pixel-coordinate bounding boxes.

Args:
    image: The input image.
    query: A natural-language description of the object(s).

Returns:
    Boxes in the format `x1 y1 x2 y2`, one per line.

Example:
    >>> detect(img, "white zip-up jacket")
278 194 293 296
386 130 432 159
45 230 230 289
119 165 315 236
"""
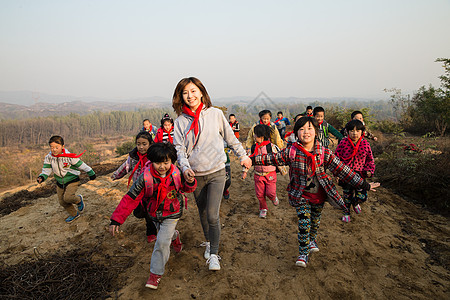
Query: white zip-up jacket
174 107 248 176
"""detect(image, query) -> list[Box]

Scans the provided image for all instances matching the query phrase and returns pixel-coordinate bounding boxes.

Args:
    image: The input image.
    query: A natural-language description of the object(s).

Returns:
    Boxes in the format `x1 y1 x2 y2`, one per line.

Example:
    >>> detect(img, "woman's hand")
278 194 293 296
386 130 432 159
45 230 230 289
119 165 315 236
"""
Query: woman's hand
183 169 196 183
240 157 252 169
109 225 120 236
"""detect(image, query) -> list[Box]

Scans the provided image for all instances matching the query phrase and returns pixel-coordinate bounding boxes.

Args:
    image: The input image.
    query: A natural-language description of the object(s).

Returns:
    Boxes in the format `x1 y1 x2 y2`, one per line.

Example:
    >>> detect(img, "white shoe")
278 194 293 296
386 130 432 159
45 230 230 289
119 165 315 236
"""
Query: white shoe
207 254 221 271
200 241 210 259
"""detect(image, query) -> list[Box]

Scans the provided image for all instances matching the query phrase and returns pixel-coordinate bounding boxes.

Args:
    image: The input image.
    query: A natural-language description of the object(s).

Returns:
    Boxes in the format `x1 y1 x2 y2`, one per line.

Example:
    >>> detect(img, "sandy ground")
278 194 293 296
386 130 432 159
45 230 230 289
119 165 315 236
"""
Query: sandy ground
0 155 449 299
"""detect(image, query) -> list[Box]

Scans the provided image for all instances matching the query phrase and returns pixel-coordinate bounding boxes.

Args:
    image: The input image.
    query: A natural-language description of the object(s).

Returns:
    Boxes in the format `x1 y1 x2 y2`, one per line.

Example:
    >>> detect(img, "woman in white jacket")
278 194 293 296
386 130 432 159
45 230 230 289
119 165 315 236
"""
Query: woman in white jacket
172 77 252 271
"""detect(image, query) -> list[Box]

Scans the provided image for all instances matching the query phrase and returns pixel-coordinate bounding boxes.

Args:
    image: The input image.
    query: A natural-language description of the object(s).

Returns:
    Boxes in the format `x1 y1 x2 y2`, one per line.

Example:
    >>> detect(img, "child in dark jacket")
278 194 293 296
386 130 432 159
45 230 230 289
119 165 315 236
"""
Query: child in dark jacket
111 131 157 242
109 143 197 290
37 135 96 224
252 117 379 268
335 120 375 221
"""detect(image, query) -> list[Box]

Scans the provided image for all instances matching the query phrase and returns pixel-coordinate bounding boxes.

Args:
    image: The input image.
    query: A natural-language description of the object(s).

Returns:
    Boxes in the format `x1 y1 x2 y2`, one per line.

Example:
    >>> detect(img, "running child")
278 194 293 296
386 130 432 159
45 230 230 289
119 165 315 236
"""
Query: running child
142 119 157 139
302 106 313 117
109 142 197 290
251 116 379 268
243 124 280 218
285 113 304 144
341 111 378 141
335 120 375 221
111 131 157 242
274 111 291 139
37 135 96 224
154 113 174 144
246 109 284 150
229 114 240 139
313 106 343 148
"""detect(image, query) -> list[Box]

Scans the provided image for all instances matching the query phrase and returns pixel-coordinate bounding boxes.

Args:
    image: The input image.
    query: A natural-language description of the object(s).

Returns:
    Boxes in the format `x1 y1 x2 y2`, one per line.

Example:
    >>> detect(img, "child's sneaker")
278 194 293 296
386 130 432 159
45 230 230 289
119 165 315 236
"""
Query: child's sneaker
353 204 362 214
259 209 267 218
77 195 84 212
207 254 221 271
309 240 319 253
201 241 210 259
145 273 161 289
296 255 308 267
171 230 183 253
65 212 80 224
147 235 157 243
341 215 351 223
223 190 230 199
272 196 279 206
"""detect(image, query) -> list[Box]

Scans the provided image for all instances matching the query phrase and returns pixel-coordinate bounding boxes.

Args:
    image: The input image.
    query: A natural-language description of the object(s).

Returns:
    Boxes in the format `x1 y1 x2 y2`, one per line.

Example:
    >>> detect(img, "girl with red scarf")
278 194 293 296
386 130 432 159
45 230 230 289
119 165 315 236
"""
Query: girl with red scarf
172 77 252 272
245 109 285 150
252 117 379 268
154 113 174 144
335 120 375 221
243 124 280 218
110 143 197 290
111 131 158 242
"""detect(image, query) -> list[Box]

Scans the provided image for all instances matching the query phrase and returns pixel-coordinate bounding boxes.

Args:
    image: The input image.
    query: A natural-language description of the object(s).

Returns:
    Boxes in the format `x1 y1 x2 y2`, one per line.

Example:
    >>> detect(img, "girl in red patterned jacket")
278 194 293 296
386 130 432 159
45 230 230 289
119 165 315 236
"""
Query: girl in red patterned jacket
109 143 197 290
243 124 280 218
252 116 379 268
335 120 375 222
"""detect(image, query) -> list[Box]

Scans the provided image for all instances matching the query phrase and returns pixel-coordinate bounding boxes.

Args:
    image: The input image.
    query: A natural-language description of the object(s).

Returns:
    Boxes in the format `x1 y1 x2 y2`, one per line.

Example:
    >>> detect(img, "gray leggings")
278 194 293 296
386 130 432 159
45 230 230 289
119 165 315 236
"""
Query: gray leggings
194 168 226 255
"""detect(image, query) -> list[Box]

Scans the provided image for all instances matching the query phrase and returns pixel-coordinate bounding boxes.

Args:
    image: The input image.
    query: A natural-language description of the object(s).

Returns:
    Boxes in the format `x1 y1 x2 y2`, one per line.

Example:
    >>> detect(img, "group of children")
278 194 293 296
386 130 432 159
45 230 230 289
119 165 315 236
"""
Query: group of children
38 90 379 290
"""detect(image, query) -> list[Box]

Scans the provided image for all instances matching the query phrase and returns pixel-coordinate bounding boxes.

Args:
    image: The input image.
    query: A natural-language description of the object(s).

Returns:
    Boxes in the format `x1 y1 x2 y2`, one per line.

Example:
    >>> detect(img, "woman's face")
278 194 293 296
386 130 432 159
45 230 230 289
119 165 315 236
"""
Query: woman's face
183 82 203 111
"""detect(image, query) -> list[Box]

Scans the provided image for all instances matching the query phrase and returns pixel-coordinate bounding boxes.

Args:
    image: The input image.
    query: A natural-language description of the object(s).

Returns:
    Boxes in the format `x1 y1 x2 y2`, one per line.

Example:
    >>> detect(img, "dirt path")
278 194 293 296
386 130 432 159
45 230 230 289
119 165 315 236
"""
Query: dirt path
0 155 449 299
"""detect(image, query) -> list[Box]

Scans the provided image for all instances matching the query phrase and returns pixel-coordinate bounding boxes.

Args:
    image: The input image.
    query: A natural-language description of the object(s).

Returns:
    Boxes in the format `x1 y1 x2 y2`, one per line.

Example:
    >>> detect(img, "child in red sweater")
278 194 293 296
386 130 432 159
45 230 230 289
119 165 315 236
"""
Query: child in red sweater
109 143 197 290
154 113 174 144
335 119 375 222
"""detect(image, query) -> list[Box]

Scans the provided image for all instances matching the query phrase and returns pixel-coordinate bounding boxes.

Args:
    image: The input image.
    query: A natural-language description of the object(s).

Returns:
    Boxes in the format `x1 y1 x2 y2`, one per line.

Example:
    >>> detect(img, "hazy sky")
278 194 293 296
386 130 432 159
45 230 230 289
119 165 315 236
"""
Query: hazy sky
1 0 449 100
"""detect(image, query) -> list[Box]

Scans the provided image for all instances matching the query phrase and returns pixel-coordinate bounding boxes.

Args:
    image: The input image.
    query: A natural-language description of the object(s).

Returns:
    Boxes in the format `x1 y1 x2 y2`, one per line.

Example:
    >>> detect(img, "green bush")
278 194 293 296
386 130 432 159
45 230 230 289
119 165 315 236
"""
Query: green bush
115 140 135 156
372 120 404 135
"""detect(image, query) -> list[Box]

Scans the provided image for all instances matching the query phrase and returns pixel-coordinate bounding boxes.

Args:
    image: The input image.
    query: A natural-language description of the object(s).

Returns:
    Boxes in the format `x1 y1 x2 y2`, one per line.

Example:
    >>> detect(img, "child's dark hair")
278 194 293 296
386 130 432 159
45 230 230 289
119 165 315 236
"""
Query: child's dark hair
143 119 150 123
253 124 272 141
136 131 153 144
351 110 364 119
277 111 283 115
306 105 313 110
345 120 365 132
49 135 64 145
229 113 235 118
313 106 324 116
293 117 319 136
147 142 177 163
160 113 173 127
293 113 303 122
259 110 272 118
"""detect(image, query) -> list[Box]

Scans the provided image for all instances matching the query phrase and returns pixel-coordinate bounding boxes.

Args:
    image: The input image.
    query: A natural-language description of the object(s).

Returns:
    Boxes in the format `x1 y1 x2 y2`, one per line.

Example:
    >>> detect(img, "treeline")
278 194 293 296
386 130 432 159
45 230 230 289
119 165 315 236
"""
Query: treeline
0 108 176 147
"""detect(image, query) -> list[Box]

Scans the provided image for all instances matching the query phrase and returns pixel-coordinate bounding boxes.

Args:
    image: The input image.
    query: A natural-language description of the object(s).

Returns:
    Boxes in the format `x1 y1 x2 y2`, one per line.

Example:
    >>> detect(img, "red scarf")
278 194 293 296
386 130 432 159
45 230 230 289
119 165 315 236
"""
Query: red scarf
293 142 317 177
259 120 271 126
345 136 363 160
274 117 282 124
52 149 85 158
249 141 270 157
149 164 173 214
182 103 203 139
163 127 173 143
318 120 323 126
307 113 313 117
128 151 148 188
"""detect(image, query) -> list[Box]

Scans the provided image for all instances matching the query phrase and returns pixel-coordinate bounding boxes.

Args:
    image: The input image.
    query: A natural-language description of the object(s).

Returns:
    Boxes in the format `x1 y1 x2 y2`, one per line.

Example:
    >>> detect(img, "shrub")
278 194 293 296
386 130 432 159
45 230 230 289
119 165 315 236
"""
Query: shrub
115 140 135 156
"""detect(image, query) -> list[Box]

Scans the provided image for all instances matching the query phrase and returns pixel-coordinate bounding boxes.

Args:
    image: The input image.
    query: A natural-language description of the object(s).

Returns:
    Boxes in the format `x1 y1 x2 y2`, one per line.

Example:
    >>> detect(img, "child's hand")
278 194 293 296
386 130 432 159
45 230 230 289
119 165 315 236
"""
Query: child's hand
374 137 378 141
109 225 120 236
366 171 372 178
36 176 44 184
241 167 249 179
369 182 380 191
183 169 195 183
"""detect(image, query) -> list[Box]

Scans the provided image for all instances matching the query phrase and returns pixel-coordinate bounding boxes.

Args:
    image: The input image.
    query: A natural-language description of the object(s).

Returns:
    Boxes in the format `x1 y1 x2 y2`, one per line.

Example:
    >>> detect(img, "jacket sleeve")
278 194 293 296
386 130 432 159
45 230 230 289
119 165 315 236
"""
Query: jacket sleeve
181 177 197 193
110 173 146 224
245 124 256 149
362 140 375 176
271 126 285 149
39 154 53 181
328 124 343 141
71 158 95 176
173 116 192 174
284 117 291 125
365 129 375 140
334 140 345 160
154 128 162 143
324 149 370 190
254 146 290 166
112 157 131 180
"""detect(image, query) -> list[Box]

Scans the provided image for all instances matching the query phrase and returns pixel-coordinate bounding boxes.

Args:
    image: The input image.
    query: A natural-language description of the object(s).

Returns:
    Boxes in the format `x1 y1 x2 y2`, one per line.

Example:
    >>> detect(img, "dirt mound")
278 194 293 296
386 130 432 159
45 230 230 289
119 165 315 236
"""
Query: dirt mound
0 155 449 299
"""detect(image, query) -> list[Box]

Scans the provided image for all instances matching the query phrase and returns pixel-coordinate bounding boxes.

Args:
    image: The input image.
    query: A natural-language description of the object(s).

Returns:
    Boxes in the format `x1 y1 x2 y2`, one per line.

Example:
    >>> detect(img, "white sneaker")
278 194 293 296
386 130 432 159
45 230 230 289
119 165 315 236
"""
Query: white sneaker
200 241 210 259
207 254 221 271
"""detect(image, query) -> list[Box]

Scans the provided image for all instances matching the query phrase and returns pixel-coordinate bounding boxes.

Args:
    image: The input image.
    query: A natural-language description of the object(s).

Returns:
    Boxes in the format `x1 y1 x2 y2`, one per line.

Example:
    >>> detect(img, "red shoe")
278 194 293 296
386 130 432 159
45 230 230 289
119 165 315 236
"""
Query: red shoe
171 230 183 253
223 190 230 199
147 235 157 243
145 272 161 289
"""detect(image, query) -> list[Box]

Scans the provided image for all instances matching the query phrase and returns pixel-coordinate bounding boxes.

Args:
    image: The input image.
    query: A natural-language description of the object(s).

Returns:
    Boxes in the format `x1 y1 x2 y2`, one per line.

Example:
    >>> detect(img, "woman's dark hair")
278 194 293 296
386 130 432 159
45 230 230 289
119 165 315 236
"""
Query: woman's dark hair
172 77 212 115
313 106 325 116
351 110 364 119
147 142 177 163
345 119 365 132
253 124 272 141
160 113 173 127
293 117 319 137
49 135 64 145
259 110 272 118
136 131 153 144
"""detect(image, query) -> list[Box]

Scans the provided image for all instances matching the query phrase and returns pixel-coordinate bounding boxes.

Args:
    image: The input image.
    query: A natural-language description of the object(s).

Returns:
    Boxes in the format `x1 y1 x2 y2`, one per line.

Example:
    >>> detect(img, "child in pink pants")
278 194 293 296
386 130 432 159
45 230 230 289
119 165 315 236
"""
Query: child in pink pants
243 124 280 218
